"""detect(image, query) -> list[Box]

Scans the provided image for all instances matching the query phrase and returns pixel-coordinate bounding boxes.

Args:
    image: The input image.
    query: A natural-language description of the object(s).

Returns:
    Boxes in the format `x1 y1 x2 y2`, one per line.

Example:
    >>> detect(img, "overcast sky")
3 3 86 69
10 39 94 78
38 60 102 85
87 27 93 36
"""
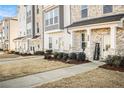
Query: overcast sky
0 5 17 21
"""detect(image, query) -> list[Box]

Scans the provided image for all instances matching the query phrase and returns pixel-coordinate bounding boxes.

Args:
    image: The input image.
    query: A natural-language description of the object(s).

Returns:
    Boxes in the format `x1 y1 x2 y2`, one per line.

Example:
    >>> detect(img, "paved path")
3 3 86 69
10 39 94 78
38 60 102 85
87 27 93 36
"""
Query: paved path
0 61 105 88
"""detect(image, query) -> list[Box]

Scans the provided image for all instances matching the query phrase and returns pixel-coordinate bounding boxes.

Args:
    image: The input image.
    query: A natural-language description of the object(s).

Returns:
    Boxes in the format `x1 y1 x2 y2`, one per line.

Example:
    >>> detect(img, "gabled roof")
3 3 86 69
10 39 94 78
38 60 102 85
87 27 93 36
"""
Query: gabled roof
65 13 124 28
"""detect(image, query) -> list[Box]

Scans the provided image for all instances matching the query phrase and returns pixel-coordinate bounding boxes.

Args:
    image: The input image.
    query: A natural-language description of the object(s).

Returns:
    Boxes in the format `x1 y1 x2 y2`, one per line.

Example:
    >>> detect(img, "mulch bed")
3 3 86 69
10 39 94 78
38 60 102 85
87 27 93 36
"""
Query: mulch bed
99 64 124 72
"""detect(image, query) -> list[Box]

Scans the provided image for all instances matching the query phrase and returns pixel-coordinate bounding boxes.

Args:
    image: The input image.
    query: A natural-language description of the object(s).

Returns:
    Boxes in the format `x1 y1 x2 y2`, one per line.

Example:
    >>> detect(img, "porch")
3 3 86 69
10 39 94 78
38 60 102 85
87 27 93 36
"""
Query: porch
70 24 117 61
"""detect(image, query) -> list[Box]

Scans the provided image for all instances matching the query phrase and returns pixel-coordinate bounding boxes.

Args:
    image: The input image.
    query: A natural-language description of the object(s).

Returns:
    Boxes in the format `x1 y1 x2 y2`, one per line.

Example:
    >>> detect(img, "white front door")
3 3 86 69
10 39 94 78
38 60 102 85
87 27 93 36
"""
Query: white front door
102 34 110 58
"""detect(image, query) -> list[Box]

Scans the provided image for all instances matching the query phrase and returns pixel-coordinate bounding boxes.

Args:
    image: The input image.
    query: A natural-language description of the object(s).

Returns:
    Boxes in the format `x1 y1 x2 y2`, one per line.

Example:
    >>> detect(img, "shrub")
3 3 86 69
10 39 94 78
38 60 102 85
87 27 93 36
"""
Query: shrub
62 53 68 61
21 53 27 56
0 49 3 51
69 52 77 60
77 52 86 61
34 51 44 55
8 51 15 54
15 52 19 55
105 55 113 66
53 52 59 59
120 56 124 67
57 52 63 60
46 50 53 54
105 55 124 67
44 53 52 59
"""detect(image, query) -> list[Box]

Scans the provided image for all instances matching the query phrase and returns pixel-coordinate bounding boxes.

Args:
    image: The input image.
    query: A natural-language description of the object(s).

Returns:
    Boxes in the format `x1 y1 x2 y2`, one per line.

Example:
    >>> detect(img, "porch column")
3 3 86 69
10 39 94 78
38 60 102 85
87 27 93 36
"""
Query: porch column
71 31 75 52
86 28 92 60
110 26 117 55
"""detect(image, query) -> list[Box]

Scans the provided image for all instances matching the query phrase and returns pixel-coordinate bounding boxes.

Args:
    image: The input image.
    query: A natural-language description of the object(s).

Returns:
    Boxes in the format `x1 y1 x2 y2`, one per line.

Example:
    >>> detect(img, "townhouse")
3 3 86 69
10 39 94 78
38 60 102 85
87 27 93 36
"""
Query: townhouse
0 17 18 51
14 5 43 54
0 22 3 50
66 5 124 60
14 5 124 61
43 5 71 52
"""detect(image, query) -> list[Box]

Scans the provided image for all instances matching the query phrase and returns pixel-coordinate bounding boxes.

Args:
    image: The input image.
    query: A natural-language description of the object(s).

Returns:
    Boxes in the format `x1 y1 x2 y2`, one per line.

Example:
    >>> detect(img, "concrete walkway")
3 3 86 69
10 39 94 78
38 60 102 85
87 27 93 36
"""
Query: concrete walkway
0 62 105 88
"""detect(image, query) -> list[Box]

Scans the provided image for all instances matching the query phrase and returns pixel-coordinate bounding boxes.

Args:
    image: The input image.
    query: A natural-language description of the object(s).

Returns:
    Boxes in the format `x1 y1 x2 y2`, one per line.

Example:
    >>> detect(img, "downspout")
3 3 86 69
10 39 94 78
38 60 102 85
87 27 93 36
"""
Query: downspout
67 5 71 35
42 5 44 51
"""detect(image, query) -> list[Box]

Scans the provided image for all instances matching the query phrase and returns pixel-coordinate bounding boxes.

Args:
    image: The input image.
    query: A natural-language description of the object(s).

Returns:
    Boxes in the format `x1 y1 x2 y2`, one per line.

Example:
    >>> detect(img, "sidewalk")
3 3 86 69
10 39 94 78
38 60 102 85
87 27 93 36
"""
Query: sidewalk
0 62 105 88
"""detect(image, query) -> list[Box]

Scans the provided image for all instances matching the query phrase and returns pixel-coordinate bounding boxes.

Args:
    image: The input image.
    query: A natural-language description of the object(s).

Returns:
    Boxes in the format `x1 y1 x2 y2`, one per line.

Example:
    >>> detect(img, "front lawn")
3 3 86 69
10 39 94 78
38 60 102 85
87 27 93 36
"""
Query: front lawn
0 54 20 59
37 68 124 88
0 57 73 81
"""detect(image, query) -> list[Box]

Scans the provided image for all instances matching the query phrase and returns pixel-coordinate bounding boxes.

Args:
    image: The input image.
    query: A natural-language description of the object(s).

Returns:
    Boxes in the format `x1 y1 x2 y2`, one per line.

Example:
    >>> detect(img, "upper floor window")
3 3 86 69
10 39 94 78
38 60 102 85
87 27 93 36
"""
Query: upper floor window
45 13 49 26
54 8 59 23
103 5 113 14
27 10 31 17
45 8 59 26
37 6 39 14
50 11 54 24
81 5 88 18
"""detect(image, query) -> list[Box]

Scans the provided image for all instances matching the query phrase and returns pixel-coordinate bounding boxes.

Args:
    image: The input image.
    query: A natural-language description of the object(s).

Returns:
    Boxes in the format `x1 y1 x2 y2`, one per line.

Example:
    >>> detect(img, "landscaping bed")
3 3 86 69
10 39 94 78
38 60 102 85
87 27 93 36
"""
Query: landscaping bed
99 55 124 72
44 50 90 64
0 57 73 81
37 68 124 88
99 64 124 72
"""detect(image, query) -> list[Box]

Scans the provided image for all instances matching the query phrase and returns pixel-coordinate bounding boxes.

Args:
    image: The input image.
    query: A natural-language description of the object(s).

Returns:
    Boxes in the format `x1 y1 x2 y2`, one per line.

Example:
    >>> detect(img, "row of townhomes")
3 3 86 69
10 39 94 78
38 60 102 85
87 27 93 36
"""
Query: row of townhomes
0 5 124 61
0 17 18 51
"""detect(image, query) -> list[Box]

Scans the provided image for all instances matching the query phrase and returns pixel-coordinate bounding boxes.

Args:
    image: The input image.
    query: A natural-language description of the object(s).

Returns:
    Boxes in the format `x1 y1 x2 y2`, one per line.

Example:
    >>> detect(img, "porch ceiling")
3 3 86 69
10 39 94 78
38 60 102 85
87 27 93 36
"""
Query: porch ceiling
66 13 124 28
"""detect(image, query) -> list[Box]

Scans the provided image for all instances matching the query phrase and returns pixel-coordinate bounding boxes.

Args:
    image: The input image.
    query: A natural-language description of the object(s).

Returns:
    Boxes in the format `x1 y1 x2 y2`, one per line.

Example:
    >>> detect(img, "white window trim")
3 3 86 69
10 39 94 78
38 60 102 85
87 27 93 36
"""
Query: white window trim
45 8 59 27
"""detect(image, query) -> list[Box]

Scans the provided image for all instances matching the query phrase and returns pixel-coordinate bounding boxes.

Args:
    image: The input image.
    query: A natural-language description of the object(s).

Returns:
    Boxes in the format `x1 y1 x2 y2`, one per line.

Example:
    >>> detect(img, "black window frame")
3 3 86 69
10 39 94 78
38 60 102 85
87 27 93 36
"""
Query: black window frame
81 33 86 50
81 5 88 18
103 5 113 14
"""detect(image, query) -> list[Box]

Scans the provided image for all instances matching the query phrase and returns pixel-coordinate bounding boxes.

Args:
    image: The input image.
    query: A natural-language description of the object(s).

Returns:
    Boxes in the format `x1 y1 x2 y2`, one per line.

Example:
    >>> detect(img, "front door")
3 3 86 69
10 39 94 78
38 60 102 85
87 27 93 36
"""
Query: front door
102 34 110 59
94 43 100 60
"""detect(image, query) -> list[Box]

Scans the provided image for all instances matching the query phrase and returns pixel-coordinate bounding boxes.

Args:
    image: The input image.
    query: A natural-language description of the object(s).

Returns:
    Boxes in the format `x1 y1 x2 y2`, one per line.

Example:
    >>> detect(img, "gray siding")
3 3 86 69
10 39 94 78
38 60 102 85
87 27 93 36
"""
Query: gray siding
59 5 64 29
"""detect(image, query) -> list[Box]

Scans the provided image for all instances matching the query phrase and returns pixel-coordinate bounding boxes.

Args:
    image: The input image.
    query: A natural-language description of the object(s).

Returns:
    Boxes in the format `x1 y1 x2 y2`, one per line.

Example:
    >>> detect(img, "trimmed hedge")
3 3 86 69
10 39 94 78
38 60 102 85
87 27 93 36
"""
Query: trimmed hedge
44 53 52 59
69 52 77 60
77 52 86 61
15 52 19 55
57 52 63 60
53 52 59 59
34 51 44 55
106 55 124 67
46 50 53 54
62 53 68 61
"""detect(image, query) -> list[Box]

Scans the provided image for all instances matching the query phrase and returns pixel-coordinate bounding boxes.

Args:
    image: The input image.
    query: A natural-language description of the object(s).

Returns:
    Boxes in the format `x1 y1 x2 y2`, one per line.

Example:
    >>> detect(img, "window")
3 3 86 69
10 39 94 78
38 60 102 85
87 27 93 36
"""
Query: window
37 23 39 33
81 5 88 18
103 5 113 14
30 46 32 51
81 33 86 50
38 45 40 49
37 6 39 14
45 13 49 26
54 8 59 24
50 11 54 24
49 37 52 49
45 8 59 26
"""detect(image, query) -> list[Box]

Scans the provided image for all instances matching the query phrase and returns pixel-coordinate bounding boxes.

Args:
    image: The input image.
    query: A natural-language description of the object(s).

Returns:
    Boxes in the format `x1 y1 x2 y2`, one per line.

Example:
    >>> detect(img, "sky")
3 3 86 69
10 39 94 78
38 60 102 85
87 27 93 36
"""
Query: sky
0 5 17 21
